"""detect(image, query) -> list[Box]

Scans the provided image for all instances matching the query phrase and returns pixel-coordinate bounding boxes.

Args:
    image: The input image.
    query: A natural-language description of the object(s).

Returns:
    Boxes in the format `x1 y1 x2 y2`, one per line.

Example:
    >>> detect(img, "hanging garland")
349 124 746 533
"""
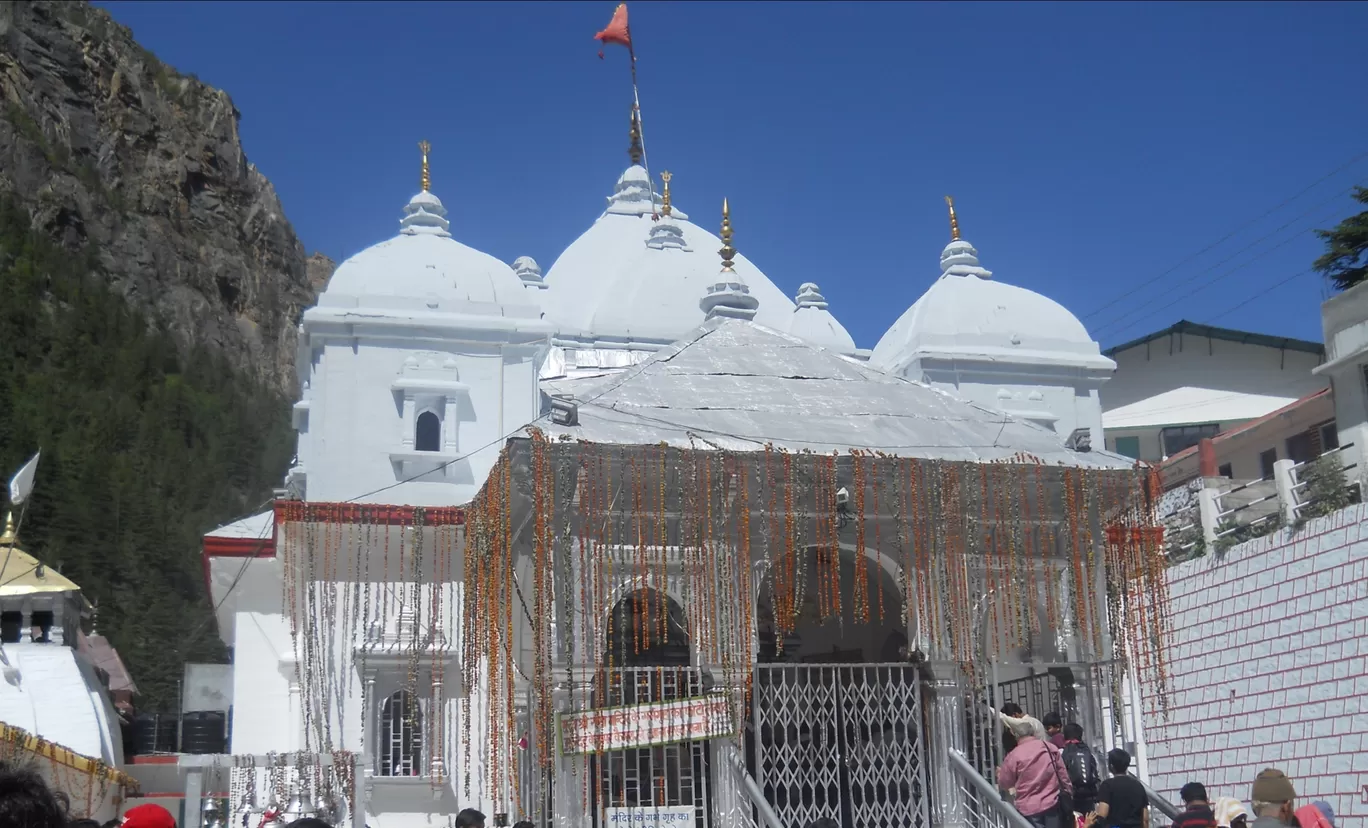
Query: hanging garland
455 438 1172 810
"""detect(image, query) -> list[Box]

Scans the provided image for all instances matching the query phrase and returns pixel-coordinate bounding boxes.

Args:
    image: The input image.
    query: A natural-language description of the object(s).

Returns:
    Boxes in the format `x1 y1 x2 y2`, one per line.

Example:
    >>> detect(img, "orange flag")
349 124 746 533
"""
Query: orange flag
594 3 632 58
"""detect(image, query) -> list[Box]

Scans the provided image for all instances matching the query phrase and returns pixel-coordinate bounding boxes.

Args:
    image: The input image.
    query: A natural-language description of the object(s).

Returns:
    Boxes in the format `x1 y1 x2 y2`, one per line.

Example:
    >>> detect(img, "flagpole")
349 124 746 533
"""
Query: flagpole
2 451 40 590
627 46 660 217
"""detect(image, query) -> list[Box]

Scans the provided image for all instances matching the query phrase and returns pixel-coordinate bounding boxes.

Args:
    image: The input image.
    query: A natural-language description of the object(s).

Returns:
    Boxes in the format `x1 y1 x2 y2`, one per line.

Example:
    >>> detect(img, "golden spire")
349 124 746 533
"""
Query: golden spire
629 108 643 166
660 171 673 217
718 198 735 272
1 512 14 545
419 140 431 192
945 195 960 241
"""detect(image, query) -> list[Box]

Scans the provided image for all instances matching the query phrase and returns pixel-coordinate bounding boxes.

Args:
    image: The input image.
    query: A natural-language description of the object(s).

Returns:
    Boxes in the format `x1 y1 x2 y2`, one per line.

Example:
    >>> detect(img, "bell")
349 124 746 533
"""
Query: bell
283 792 305 819
203 798 224 828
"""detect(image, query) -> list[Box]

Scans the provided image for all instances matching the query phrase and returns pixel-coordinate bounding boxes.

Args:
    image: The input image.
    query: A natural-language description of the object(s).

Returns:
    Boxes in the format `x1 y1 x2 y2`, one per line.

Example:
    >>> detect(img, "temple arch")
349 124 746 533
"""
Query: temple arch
755 544 909 664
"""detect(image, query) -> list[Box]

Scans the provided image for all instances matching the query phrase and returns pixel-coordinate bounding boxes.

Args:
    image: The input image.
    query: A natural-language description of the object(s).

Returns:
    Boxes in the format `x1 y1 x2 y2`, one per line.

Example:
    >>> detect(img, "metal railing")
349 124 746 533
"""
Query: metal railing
1289 442 1358 518
1140 776 1181 822
949 749 1037 828
1213 476 1280 538
1163 502 1203 558
718 741 784 828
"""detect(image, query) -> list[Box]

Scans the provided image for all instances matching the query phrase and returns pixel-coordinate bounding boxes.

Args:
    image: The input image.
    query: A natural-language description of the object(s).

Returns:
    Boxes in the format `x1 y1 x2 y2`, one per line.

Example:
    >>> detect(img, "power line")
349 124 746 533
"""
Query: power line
1081 149 1368 321
1203 269 1317 326
1092 194 1358 342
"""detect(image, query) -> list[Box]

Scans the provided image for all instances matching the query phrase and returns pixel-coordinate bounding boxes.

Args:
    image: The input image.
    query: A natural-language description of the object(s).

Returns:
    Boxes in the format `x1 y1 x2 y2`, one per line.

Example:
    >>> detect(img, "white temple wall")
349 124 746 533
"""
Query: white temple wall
1140 503 1368 826
298 335 542 505
916 363 1106 446
228 607 295 754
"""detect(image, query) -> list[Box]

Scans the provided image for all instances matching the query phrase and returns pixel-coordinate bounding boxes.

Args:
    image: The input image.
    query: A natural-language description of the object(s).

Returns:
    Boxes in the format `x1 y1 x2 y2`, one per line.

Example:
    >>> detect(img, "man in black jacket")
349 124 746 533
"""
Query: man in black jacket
1061 722 1100 819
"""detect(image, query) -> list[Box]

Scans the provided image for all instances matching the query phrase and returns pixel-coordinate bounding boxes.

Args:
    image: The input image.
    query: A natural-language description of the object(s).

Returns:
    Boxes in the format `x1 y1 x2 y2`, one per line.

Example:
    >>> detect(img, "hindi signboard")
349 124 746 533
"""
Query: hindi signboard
559 694 733 755
603 806 695 826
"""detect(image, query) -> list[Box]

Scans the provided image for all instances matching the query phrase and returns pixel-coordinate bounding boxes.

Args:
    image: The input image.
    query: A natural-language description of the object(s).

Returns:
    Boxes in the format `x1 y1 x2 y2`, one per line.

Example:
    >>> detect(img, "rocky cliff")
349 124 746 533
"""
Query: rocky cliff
0 0 320 392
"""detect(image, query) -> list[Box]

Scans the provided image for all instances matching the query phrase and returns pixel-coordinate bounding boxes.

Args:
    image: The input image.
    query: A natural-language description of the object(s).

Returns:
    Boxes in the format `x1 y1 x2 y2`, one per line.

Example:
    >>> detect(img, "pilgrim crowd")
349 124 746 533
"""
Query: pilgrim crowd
984 705 1336 828
0 707 1343 828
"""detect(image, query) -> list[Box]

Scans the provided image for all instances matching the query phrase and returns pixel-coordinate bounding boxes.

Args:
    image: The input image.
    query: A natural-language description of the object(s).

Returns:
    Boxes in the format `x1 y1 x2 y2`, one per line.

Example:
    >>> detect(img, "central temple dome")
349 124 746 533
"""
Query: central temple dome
543 163 796 342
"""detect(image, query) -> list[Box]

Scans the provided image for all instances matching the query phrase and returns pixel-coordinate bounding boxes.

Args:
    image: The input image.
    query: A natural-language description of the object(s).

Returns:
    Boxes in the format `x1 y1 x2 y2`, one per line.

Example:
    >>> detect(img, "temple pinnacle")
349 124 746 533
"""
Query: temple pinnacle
629 108 643 166
660 171 673 218
719 198 735 272
419 140 431 192
945 195 960 241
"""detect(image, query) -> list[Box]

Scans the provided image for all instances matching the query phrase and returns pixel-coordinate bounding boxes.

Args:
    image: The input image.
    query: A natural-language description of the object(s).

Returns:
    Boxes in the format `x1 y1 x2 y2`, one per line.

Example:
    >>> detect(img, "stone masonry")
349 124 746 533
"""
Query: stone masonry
1142 502 1368 827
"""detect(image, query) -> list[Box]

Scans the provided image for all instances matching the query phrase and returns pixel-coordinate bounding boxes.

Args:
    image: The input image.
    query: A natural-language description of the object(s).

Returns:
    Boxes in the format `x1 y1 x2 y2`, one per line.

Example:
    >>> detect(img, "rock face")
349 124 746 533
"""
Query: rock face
0 1 317 392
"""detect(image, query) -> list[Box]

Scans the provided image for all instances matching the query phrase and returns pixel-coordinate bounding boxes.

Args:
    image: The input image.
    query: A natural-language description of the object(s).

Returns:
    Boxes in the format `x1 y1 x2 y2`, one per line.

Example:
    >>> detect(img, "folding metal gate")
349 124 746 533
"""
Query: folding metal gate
753 663 929 828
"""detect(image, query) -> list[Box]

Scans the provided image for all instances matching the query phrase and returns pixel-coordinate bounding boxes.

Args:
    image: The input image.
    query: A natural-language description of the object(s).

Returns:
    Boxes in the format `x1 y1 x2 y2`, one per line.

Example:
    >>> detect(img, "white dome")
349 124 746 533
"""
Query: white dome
323 191 533 311
544 166 796 341
786 283 857 354
871 238 1111 373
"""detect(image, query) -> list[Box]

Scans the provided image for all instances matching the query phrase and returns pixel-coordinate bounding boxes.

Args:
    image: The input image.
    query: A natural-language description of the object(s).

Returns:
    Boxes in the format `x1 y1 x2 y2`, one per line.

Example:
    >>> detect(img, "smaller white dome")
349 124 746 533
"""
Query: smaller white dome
513 256 547 290
871 238 1112 374
323 190 533 310
787 282 857 354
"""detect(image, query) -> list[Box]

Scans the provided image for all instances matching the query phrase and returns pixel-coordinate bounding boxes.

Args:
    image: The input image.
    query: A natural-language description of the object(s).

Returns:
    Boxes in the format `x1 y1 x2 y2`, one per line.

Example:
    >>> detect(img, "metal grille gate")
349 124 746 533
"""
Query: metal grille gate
752 663 929 828
591 666 712 828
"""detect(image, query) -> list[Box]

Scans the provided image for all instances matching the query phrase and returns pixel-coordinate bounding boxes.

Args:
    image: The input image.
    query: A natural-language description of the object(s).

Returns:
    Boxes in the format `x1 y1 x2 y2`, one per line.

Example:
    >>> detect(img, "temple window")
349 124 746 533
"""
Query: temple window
379 688 424 777
414 410 441 452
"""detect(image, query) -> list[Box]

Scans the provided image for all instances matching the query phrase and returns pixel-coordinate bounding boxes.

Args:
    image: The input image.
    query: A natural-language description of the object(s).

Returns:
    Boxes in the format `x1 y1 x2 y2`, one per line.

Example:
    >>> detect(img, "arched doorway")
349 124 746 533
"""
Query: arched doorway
751 547 929 828
592 588 713 828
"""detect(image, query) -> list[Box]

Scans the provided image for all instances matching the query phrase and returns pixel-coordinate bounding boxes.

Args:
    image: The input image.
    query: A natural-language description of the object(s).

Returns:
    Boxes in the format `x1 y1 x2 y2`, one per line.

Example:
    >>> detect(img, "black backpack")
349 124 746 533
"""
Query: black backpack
1063 744 1100 797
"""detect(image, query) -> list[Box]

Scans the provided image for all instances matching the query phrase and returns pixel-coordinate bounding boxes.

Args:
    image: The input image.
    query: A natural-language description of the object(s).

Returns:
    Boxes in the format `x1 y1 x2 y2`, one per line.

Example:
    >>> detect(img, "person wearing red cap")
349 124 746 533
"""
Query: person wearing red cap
121 803 177 828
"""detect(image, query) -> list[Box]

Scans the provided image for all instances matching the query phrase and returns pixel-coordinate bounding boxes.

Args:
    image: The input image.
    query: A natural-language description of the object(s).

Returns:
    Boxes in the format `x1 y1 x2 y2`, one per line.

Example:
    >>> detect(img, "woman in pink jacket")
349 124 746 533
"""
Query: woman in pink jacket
998 718 1074 828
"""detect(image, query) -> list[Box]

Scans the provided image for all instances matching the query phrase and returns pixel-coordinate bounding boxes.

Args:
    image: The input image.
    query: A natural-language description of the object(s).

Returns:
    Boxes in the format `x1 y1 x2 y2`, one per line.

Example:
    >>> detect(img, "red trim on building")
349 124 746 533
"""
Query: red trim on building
273 500 466 526
200 520 278 605
200 501 467 602
128 755 181 765
1162 387 1332 469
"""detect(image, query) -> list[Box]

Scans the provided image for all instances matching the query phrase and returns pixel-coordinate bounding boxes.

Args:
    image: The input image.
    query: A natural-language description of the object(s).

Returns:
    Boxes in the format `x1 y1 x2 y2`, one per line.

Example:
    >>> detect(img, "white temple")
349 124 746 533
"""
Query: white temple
195 115 1143 828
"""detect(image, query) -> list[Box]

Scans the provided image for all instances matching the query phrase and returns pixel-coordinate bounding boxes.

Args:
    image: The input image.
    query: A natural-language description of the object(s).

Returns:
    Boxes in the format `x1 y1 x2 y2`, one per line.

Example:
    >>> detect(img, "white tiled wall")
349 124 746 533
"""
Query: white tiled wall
1142 503 1368 827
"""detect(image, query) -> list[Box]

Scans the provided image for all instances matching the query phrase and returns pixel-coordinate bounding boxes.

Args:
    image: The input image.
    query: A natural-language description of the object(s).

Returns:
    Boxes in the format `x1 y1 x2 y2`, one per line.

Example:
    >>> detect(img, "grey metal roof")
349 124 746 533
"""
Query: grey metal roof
534 319 1133 468
1102 319 1324 358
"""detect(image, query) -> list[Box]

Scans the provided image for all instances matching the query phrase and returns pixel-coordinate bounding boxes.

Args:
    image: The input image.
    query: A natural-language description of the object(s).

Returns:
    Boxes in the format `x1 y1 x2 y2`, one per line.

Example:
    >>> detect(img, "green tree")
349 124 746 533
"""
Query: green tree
0 197 294 710
1315 186 1368 291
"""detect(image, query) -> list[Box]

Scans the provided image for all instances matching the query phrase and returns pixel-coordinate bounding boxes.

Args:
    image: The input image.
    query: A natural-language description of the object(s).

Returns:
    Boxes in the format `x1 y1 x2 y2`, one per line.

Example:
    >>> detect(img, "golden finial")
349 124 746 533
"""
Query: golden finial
660 171 673 217
718 198 735 272
419 140 431 192
945 195 960 241
629 108 644 166
1 512 14 545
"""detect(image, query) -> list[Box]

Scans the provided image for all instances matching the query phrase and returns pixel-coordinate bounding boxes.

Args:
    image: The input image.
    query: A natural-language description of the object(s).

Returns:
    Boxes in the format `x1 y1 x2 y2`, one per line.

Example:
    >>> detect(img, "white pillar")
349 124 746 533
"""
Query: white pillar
444 397 459 453
1197 487 1221 548
928 669 968 828
1273 458 1299 525
184 766 205 828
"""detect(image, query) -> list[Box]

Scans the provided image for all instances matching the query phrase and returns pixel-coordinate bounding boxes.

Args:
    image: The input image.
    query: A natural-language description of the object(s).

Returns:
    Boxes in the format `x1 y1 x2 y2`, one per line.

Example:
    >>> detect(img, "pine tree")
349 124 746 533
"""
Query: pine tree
0 197 293 711
1315 186 1368 291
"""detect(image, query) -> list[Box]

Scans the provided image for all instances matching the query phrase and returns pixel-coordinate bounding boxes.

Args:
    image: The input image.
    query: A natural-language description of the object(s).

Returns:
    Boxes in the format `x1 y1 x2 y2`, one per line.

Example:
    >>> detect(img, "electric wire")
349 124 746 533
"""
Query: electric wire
1092 185 1362 340
1081 149 1368 322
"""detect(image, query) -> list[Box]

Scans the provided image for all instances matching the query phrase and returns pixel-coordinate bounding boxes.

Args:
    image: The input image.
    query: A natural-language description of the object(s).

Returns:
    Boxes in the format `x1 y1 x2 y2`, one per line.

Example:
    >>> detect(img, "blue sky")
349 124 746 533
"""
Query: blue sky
98 1 1368 350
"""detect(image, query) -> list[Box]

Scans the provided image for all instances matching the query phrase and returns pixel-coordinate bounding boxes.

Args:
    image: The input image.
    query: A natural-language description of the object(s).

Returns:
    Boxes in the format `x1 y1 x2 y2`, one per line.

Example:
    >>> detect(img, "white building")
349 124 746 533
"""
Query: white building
1101 320 1326 465
1314 278 1368 491
195 120 1146 828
